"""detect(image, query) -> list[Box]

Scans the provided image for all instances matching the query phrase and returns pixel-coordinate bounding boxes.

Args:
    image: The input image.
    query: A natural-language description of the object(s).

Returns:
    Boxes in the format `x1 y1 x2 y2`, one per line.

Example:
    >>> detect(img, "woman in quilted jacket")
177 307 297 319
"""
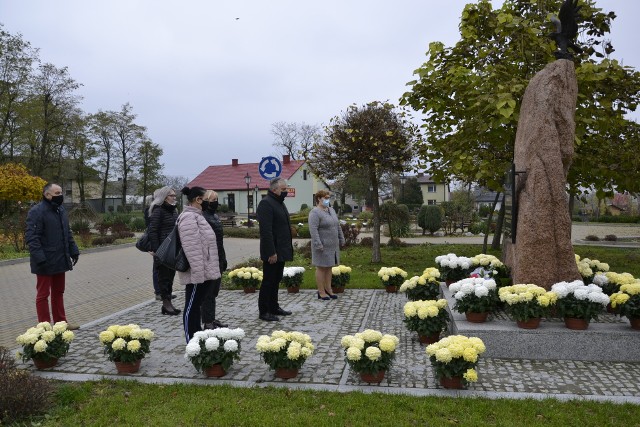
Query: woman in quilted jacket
177 186 220 342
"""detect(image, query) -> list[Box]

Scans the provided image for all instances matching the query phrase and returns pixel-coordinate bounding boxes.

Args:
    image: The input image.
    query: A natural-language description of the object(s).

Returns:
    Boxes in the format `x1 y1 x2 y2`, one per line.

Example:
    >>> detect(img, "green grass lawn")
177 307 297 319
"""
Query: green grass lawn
36 380 640 426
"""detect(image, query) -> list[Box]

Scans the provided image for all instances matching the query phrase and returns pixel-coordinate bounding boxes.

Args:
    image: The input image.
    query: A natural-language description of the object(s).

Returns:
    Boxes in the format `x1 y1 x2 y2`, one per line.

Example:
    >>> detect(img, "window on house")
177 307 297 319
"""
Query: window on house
303 170 308 180
427 184 436 193
427 199 437 205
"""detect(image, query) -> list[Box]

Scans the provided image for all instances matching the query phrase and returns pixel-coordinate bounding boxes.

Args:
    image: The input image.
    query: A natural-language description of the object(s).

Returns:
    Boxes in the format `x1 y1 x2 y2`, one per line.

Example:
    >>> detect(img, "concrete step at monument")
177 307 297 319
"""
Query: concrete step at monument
441 284 639 362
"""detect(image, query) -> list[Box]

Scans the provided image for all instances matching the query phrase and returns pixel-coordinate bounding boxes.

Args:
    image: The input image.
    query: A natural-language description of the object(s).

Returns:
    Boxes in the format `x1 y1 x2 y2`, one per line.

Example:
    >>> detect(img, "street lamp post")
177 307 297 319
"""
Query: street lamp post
400 175 406 203
254 184 259 221
244 172 252 227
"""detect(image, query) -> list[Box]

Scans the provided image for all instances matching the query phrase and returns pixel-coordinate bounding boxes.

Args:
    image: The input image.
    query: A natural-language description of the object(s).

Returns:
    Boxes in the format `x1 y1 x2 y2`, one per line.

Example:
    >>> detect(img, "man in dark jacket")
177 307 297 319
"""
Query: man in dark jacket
25 183 80 329
256 177 294 321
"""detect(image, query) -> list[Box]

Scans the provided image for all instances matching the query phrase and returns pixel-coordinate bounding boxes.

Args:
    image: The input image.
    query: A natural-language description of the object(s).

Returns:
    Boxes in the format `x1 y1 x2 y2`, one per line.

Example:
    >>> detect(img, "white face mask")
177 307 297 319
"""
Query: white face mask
322 199 331 207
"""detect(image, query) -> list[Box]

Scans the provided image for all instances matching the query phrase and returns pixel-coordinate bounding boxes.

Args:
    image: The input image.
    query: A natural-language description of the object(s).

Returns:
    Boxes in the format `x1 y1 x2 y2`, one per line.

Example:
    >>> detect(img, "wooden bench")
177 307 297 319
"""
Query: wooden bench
220 216 236 227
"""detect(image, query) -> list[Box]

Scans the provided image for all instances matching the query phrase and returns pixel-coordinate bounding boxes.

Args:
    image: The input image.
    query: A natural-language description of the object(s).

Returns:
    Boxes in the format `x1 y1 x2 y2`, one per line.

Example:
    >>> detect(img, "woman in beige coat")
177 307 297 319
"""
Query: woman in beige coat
177 186 220 343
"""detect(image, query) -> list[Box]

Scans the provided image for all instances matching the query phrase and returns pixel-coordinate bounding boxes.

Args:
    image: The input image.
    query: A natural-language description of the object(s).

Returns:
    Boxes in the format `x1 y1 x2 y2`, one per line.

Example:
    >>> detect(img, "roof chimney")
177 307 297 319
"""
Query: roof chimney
232 159 238 166
283 154 290 164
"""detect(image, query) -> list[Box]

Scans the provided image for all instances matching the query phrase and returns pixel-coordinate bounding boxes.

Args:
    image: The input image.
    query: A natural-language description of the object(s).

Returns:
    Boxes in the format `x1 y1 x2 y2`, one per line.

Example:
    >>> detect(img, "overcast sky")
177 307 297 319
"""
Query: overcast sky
2 0 638 180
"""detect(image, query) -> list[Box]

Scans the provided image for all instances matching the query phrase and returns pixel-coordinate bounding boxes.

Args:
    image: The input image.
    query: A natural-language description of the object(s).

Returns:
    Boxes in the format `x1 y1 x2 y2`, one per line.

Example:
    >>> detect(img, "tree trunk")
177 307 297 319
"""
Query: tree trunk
371 177 381 263
491 193 506 250
482 192 501 254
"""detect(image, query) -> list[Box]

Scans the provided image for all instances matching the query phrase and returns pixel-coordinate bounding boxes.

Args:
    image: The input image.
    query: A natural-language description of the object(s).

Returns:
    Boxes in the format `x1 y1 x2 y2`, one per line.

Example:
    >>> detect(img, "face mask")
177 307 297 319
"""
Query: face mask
322 199 331 207
201 201 210 211
50 195 64 206
279 191 288 201
209 201 219 213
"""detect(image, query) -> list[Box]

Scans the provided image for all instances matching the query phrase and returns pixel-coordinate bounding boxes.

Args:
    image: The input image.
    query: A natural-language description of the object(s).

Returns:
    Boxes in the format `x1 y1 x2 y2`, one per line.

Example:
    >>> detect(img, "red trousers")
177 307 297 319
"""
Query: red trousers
36 273 67 323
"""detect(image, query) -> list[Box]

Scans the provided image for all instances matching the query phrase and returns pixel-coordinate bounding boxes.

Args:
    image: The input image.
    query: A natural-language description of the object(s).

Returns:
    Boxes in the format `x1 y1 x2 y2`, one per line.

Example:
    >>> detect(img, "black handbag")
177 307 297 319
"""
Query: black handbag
155 226 190 272
135 232 150 252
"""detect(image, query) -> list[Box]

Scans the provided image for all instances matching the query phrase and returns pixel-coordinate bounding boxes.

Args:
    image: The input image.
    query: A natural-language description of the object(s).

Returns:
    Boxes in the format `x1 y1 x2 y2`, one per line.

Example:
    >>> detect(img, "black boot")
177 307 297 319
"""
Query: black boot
161 298 181 315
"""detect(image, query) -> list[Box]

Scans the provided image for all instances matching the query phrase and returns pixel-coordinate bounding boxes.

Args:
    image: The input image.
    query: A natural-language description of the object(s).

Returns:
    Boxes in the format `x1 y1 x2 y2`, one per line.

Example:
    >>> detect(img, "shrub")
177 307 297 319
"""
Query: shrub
418 205 442 235
130 217 146 232
387 237 407 247
113 231 135 239
604 234 618 241
468 221 487 235
78 230 93 247
0 347 53 424
585 235 600 241
71 219 91 234
381 202 411 238
300 203 308 211
296 225 310 238
223 227 260 238
360 237 374 247
91 235 116 245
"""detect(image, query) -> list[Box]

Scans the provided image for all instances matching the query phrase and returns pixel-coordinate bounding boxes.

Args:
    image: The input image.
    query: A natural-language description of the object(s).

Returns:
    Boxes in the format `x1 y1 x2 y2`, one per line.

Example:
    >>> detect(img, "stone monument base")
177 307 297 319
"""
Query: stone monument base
442 284 639 362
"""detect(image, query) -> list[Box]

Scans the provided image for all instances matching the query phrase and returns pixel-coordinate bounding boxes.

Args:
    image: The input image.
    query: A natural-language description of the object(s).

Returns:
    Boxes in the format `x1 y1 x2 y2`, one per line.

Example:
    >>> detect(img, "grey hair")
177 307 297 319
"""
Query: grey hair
148 186 174 215
269 177 286 191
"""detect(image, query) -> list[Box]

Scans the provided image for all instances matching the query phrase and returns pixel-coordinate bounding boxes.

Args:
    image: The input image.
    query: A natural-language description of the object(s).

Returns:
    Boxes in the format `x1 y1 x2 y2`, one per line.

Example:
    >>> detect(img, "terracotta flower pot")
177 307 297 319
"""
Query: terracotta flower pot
243 286 256 294
204 364 227 378
418 333 440 344
274 367 299 379
629 317 640 330
32 357 58 370
286 286 299 294
360 370 385 384
516 317 541 329
115 359 141 374
385 285 397 293
331 286 345 294
465 311 489 323
564 317 589 330
439 375 464 389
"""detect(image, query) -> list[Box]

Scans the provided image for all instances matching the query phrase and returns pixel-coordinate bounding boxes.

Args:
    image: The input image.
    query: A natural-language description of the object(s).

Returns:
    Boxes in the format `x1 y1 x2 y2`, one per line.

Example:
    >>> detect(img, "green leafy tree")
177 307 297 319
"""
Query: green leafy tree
418 205 443 235
136 139 163 206
401 0 640 200
308 101 421 262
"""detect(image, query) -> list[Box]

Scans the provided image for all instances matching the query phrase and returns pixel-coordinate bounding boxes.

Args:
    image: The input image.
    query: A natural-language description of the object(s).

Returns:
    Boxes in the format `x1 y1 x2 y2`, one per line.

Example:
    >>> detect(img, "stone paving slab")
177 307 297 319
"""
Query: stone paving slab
13 289 640 404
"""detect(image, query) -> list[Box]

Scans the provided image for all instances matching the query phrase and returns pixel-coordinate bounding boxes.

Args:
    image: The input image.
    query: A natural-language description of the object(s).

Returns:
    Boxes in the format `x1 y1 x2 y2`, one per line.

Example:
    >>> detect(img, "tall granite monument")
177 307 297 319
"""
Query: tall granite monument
507 0 582 289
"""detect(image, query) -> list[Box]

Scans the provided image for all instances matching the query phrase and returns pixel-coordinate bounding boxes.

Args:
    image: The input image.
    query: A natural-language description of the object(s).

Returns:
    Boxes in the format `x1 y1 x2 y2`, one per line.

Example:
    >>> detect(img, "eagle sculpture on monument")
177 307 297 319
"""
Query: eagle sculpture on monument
550 0 583 59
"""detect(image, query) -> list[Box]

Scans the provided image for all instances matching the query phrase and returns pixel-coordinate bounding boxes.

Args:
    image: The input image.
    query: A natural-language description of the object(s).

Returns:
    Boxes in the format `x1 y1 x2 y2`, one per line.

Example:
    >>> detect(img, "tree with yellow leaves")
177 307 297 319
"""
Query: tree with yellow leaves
308 101 421 263
0 163 47 251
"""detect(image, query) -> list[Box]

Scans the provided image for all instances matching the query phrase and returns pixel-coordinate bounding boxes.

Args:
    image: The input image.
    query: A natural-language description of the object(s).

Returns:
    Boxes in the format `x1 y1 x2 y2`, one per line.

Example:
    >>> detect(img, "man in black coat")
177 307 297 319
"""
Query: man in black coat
256 177 294 321
25 183 80 329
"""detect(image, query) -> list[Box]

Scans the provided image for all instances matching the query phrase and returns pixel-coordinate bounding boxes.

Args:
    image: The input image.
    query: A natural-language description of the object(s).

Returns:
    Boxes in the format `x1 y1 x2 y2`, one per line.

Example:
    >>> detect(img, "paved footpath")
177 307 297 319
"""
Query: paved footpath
3 233 640 403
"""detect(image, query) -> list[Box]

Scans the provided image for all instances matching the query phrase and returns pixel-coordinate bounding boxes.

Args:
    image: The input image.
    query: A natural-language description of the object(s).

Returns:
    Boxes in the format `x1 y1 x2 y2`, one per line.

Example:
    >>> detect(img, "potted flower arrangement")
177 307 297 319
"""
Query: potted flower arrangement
377 266 408 293
403 299 449 344
435 253 472 284
470 254 508 283
256 330 314 379
99 324 154 374
575 254 610 284
449 277 498 323
340 329 399 384
426 335 486 389
551 280 610 330
399 267 441 301
610 281 640 330
282 266 305 293
592 271 634 313
331 264 352 293
185 327 245 377
498 284 558 329
16 321 75 370
228 266 262 293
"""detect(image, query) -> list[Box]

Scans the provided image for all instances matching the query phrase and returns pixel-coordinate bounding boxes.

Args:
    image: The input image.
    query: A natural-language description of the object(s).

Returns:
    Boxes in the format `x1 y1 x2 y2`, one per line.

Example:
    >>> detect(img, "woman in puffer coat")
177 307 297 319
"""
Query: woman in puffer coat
177 186 220 343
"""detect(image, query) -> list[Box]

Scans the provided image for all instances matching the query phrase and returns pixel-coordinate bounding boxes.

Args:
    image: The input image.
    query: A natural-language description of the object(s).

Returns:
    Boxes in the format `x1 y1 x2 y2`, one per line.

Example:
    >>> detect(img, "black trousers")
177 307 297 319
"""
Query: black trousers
183 281 212 343
201 277 222 323
258 260 284 315
154 259 176 300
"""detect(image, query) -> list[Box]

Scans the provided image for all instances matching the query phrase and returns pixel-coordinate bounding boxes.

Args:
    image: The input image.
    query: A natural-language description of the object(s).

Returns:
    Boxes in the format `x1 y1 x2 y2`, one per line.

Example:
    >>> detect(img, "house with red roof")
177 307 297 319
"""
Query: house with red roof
187 155 329 218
